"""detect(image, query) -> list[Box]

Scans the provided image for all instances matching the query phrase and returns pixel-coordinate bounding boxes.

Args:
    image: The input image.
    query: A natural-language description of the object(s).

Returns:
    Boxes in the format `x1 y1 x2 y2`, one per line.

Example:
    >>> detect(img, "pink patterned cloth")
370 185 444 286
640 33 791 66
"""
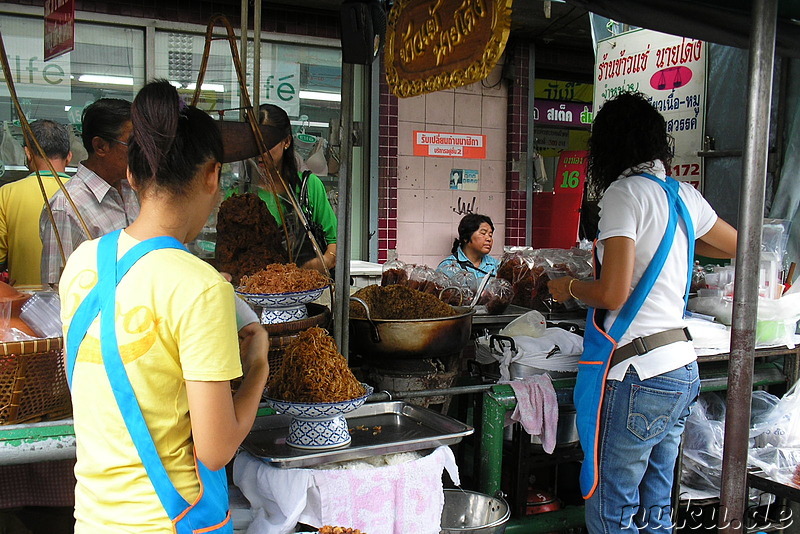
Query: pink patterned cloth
508 374 559 453
234 446 459 534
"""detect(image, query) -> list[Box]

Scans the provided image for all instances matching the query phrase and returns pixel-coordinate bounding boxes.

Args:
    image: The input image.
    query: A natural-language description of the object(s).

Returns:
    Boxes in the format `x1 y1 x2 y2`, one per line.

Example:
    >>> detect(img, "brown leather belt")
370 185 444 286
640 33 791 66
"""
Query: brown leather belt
610 327 693 367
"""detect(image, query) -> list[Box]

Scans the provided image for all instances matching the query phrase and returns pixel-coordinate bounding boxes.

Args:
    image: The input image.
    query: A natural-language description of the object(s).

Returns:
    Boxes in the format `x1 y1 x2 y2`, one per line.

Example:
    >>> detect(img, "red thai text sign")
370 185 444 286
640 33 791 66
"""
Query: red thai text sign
413 130 487 158
44 0 75 61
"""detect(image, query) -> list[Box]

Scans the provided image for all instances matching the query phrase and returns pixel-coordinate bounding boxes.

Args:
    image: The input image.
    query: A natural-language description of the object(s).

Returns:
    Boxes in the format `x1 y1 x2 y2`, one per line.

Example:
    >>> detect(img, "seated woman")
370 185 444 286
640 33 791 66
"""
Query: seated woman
437 213 499 280
238 104 337 273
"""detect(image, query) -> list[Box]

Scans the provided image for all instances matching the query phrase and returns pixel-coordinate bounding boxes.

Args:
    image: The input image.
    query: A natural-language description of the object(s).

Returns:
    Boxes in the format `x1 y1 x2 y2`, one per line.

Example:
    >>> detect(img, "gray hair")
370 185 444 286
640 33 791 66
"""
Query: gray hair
25 120 70 160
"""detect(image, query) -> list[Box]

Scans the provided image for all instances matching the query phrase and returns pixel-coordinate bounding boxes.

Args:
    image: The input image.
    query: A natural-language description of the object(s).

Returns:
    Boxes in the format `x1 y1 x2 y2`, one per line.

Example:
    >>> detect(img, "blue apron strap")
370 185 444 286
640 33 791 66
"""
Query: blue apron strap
648 174 696 309
66 231 187 387
606 173 695 340
65 230 190 518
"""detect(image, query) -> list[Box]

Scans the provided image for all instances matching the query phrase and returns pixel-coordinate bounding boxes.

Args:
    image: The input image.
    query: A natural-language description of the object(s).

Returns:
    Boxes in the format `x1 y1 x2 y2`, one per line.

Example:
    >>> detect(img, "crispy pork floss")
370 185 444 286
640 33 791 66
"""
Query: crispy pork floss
215 193 288 285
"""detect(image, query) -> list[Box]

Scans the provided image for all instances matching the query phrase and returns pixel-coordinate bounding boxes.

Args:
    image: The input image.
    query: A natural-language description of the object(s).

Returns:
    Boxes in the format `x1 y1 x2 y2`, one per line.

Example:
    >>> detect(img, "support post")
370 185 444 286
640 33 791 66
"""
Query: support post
333 63 355 357
719 1 777 531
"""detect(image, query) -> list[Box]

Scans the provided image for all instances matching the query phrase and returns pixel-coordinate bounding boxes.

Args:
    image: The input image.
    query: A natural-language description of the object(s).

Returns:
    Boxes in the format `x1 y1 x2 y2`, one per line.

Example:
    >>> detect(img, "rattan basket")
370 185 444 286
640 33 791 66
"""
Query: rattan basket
0 337 72 425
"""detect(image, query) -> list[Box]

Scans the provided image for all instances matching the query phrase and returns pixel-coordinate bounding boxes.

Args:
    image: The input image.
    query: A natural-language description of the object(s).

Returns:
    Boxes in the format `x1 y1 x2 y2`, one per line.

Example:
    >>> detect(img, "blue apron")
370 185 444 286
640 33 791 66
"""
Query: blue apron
575 174 695 499
66 229 233 533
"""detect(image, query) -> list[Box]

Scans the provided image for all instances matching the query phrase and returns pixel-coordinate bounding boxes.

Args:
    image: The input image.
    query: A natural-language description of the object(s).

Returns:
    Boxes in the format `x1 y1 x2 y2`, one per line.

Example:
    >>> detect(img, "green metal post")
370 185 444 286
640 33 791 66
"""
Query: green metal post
479 384 517 495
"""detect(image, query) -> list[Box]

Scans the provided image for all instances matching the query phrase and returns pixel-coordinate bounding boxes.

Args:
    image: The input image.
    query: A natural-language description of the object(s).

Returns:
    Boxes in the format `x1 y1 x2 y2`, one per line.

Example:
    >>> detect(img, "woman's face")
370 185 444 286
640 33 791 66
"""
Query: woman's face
465 222 494 256
265 135 291 169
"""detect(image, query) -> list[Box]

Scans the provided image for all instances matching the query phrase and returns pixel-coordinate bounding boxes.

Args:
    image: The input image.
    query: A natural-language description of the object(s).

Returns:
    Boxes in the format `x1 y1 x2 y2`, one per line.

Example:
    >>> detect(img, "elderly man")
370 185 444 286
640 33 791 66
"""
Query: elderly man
0 120 72 286
40 98 140 286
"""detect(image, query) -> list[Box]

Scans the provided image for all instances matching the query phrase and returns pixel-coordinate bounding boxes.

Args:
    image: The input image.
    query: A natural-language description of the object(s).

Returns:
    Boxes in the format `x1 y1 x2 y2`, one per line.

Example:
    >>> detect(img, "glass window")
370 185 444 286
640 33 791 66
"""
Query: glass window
0 14 144 178
154 30 342 193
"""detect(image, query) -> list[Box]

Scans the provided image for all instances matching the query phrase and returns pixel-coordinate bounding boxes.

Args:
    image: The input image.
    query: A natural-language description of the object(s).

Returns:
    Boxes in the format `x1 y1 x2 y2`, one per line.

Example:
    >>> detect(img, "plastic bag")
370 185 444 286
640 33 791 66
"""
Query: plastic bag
440 270 476 306
381 259 407 286
477 278 514 314
681 392 727 495
407 265 437 294
751 381 800 448
499 310 547 338
755 289 800 348
0 122 25 166
497 247 592 312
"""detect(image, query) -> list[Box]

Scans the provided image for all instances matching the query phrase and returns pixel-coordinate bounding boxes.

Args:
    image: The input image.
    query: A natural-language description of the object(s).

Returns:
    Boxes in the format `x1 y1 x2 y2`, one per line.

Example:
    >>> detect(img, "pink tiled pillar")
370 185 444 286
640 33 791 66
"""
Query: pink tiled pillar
505 43 530 247
377 61 398 263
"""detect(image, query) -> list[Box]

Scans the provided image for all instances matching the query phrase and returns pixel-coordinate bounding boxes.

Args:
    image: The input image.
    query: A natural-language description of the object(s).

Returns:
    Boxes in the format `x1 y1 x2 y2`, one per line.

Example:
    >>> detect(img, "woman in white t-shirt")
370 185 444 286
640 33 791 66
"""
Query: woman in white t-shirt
548 92 737 534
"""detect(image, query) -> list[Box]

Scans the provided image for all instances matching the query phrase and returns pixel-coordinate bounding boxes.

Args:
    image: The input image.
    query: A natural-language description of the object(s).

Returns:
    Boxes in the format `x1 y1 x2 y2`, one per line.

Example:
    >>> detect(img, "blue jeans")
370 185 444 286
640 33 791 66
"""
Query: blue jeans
585 362 700 534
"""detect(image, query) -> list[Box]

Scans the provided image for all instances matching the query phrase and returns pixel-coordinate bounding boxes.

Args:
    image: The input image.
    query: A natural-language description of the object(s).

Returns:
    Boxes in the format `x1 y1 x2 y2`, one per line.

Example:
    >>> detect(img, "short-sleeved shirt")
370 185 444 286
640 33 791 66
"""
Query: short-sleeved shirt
597 160 718 380
60 230 242 533
437 247 500 280
40 163 140 284
0 171 69 286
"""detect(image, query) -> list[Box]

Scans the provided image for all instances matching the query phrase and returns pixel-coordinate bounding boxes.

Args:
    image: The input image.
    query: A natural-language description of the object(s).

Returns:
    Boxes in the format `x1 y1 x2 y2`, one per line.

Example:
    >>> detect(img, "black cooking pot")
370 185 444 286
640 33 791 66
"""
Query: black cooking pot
349 300 475 359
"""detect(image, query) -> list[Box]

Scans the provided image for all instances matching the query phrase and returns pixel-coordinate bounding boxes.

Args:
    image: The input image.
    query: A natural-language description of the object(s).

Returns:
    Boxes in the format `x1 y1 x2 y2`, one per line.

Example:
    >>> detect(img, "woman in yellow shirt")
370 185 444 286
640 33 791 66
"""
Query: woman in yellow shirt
60 80 268 533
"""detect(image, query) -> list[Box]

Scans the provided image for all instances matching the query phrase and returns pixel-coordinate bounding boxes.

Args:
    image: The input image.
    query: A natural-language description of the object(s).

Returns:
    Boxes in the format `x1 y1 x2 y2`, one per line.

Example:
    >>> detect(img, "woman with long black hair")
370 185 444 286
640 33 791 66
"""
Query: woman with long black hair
250 103 338 273
548 92 736 533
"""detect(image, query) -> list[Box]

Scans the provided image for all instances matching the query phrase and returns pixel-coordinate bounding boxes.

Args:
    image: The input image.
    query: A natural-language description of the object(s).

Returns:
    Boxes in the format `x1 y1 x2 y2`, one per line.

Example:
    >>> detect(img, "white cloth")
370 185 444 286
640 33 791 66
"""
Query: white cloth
234 446 459 534
488 328 584 382
597 160 718 380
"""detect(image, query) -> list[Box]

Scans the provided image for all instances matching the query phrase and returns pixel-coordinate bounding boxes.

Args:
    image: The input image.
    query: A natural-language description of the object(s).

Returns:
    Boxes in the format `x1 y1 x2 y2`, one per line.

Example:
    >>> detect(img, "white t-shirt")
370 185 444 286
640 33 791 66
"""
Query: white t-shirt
596 160 718 380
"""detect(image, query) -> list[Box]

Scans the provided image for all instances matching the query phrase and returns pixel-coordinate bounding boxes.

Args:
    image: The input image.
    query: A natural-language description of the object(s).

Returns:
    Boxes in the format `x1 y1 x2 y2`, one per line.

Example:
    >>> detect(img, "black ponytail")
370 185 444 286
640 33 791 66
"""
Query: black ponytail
128 79 223 196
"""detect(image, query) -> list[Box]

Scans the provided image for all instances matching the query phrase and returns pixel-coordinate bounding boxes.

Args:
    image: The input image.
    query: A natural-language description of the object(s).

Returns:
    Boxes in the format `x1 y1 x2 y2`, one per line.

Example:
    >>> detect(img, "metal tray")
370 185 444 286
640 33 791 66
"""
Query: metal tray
241 401 473 468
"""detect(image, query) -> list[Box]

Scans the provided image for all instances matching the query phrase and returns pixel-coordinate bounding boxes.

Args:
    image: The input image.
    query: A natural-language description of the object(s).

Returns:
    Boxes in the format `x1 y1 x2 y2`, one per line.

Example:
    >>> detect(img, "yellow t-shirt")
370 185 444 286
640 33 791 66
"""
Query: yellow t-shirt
60 230 242 533
0 171 69 286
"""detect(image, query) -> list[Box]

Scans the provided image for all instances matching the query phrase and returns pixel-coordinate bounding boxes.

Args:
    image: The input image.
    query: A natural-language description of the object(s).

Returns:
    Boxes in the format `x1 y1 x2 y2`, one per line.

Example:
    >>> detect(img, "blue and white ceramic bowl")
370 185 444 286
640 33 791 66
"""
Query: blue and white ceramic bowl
236 285 329 325
236 286 328 308
264 384 373 450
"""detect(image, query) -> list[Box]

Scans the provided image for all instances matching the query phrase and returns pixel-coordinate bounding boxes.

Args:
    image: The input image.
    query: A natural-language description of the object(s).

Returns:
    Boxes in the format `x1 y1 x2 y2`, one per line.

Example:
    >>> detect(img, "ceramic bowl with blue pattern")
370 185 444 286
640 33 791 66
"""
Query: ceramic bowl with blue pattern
236 285 329 325
264 384 373 450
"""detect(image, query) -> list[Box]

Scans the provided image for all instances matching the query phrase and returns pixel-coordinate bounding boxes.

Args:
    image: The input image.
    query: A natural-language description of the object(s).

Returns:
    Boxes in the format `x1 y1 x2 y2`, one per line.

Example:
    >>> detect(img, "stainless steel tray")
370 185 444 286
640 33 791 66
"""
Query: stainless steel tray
241 401 473 468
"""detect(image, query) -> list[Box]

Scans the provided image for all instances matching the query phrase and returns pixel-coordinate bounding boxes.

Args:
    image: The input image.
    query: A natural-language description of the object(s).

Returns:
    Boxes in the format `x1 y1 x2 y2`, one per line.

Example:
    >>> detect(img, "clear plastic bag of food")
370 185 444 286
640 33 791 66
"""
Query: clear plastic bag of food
477 278 514 315
381 258 408 286
439 270 477 306
497 249 542 309
407 265 438 294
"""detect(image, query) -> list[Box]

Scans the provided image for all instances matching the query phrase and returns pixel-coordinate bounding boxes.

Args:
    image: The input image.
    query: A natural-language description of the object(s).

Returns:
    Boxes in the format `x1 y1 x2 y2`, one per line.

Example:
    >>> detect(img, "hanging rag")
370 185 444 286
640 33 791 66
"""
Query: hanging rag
65 230 233 533
574 173 695 499
507 374 560 454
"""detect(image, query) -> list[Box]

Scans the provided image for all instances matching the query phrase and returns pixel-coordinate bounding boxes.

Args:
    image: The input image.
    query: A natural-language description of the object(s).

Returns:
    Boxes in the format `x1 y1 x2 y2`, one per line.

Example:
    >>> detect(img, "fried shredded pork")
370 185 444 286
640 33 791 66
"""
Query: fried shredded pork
267 327 365 403
319 527 365 534
350 284 457 319
239 263 329 294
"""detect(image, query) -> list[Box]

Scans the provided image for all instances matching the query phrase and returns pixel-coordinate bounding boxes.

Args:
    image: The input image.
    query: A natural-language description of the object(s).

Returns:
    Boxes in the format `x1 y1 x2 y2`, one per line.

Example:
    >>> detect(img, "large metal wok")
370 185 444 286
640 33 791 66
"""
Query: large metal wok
349 298 475 359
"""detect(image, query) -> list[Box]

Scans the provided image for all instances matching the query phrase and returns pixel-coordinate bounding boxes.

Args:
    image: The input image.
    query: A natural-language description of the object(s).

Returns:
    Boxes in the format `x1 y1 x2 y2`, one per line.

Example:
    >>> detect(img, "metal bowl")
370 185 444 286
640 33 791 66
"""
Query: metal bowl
349 303 475 359
440 489 510 534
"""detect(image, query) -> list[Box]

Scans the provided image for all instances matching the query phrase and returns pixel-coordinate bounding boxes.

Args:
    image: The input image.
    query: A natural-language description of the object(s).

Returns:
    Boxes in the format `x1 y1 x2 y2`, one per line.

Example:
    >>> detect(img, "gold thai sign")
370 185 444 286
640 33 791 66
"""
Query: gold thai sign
385 0 513 98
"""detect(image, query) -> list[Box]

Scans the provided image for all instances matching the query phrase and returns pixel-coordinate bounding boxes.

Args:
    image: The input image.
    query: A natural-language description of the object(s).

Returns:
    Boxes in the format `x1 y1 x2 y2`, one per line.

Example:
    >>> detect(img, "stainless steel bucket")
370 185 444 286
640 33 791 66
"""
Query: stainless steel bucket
440 489 510 534
503 406 579 446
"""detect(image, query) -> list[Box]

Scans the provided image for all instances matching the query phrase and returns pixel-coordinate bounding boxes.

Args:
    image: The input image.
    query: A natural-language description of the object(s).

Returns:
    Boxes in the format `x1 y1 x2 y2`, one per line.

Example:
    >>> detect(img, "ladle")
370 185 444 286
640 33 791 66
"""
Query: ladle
469 273 495 309
349 297 381 343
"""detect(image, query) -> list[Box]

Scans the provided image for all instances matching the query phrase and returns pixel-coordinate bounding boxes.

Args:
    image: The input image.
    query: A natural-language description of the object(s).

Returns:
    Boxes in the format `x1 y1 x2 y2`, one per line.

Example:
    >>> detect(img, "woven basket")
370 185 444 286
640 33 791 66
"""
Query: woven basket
0 337 72 425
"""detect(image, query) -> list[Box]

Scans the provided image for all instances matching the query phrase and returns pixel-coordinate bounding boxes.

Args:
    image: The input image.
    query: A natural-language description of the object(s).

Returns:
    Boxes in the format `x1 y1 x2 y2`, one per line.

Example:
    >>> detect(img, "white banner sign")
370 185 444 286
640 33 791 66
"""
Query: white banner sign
0 34 71 99
260 62 301 117
594 29 707 190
